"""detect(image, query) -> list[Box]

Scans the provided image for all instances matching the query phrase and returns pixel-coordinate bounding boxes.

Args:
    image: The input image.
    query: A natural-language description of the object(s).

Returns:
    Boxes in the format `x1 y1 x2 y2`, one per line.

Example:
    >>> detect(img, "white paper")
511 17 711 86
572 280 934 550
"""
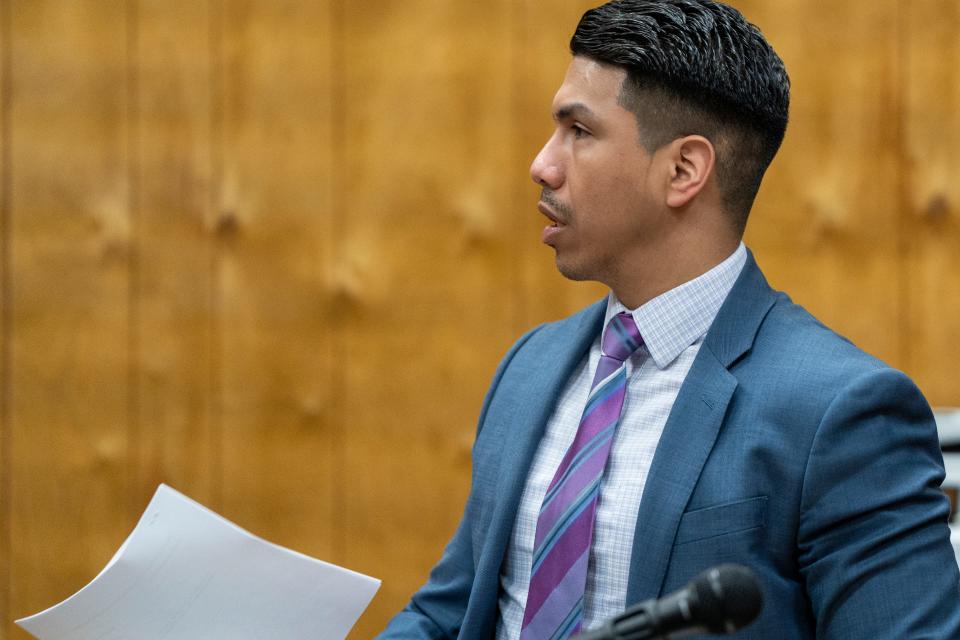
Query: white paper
16 484 380 640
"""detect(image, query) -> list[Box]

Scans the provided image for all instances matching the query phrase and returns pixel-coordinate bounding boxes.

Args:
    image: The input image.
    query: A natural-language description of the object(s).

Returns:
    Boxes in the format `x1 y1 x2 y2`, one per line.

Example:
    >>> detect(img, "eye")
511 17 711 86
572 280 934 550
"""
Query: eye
571 124 590 139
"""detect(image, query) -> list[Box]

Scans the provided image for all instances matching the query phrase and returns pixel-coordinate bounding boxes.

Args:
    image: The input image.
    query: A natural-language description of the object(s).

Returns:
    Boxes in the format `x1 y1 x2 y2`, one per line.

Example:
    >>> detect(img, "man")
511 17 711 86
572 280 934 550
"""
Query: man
379 1 960 638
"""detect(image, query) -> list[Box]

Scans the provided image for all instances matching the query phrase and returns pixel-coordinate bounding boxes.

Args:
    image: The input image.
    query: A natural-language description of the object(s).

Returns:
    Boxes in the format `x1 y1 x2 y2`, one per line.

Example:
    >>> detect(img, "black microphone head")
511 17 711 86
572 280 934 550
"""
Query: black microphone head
688 564 763 634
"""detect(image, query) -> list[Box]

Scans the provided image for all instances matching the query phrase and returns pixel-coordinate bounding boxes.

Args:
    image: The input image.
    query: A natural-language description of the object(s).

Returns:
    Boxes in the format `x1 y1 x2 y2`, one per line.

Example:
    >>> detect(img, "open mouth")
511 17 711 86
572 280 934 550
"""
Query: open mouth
538 201 564 226
539 201 566 245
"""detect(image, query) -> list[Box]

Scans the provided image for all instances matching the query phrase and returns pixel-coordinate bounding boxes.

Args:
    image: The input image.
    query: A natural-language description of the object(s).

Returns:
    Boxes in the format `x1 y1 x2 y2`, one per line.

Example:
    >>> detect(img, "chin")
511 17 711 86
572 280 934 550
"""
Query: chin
554 255 595 283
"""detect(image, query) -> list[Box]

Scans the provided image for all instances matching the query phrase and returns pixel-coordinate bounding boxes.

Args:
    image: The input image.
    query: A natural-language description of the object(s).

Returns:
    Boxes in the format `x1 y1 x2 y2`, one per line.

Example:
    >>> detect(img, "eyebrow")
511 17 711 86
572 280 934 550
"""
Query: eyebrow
553 102 596 122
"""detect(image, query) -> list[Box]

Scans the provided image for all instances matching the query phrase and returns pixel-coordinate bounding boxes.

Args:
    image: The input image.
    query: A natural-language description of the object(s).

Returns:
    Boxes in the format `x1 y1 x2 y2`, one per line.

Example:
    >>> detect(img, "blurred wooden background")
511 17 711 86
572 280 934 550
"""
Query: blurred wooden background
0 0 957 638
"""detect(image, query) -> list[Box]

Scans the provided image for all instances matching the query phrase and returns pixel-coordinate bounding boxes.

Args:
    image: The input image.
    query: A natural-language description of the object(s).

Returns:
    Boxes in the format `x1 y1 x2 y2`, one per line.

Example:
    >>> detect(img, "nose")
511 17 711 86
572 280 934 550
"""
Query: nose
530 135 564 189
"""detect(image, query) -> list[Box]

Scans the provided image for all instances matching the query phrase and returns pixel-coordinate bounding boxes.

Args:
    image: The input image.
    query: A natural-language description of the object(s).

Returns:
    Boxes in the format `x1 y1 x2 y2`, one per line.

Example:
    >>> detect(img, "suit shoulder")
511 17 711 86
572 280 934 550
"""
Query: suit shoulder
732 291 931 423
727 292 935 468
755 293 890 379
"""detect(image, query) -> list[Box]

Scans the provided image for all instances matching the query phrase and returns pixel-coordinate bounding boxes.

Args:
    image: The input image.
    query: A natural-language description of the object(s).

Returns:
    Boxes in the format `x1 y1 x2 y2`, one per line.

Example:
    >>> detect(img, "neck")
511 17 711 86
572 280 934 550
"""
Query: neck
610 236 740 310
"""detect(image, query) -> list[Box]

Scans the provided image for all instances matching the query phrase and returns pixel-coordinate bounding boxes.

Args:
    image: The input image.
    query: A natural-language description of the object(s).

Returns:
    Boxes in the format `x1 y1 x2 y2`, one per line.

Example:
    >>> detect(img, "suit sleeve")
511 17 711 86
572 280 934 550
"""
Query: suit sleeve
797 367 960 639
375 325 544 639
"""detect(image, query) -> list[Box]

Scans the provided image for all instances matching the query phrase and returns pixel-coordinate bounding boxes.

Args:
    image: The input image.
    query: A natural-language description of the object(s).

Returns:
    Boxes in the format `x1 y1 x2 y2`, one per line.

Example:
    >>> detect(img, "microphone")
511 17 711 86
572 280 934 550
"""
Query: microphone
572 564 762 640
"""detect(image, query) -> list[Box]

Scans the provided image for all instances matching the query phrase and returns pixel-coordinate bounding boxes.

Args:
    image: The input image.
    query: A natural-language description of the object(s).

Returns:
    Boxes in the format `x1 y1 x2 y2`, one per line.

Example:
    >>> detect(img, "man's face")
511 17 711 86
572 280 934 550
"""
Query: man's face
531 57 666 286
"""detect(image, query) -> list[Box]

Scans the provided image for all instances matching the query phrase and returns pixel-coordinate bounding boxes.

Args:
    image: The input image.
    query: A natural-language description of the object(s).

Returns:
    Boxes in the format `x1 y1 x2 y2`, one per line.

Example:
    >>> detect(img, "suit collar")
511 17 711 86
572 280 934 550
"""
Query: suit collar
701 248 778 368
607 242 748 370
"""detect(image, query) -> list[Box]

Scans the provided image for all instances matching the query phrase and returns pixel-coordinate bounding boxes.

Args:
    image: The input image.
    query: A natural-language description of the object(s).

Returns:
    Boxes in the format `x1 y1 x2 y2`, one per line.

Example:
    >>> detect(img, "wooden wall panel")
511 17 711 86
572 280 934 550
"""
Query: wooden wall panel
1 0 11 633
132 0 219 512
740 0 904 367
217 0 338 562
6 2 132 636
336 3 519 636
903 0 960 406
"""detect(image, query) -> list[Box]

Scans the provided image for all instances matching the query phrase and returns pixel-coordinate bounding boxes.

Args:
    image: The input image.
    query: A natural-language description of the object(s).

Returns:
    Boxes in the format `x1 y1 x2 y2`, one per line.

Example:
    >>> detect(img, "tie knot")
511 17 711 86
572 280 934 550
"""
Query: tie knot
601 312 643 362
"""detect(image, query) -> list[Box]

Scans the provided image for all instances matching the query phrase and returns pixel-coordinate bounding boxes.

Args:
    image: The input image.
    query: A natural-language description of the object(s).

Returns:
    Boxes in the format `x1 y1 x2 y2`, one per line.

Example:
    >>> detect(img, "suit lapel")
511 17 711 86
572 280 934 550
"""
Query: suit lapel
625 348 738 602
625 252 779 602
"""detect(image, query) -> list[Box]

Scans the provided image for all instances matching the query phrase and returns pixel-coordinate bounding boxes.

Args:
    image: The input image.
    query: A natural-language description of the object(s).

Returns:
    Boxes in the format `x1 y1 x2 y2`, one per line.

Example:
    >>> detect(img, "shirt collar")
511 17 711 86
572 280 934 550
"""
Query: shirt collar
604 243 747 370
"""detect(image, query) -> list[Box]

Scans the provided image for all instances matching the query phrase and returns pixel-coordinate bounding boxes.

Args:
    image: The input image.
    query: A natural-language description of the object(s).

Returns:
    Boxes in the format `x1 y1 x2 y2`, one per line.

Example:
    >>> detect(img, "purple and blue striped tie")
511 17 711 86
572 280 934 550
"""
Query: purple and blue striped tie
519 311 643 640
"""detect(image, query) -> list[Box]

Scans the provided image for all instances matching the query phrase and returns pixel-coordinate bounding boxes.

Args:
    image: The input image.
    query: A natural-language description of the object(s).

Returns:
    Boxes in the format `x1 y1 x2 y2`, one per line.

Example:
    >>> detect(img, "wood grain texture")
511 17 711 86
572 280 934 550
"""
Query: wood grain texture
335 3 519 636
6 2 132 636
1 0 11 633
131 0 219 516
739 0 905 368
515 0 609 327
902 0 960 406
216 0 338 567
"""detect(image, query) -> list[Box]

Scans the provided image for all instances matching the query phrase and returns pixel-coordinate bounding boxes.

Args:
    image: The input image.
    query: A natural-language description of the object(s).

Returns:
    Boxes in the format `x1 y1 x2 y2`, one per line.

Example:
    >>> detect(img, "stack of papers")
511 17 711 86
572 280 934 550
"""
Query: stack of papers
16 484 380 640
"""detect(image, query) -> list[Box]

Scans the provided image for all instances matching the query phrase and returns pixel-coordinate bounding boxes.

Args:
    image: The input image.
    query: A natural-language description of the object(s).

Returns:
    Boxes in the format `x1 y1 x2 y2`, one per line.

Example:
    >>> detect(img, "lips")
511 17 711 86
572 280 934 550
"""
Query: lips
538 200 566 246
538 201 564 226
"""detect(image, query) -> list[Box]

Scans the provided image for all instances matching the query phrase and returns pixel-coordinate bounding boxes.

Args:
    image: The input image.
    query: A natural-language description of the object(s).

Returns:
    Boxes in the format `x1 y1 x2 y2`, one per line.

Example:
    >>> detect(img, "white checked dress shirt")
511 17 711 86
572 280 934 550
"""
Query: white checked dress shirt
496 243 747 639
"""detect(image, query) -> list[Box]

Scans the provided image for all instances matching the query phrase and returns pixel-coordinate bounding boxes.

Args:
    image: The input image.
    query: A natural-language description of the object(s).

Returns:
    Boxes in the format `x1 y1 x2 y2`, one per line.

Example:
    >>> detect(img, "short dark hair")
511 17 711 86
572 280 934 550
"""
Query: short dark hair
571 0 790 234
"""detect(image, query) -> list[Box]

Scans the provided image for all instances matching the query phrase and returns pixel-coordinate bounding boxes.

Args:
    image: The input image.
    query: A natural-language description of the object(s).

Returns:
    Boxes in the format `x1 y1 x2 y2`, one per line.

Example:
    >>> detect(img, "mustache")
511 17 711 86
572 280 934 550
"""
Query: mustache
540 189 573 222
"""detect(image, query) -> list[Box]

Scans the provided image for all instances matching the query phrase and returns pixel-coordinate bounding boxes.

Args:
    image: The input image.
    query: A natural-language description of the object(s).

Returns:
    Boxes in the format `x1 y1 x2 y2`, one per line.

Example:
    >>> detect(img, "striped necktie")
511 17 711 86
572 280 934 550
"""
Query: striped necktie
519 311 643 640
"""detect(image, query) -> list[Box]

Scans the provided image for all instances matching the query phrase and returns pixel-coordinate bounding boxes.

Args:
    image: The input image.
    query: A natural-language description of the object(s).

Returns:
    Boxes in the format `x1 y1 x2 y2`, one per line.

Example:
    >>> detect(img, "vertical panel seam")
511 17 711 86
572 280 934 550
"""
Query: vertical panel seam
329 0 346 565
1 0 13 632
509 0 526 336
208 0 225 511
125 0 142 514
894 0 910 374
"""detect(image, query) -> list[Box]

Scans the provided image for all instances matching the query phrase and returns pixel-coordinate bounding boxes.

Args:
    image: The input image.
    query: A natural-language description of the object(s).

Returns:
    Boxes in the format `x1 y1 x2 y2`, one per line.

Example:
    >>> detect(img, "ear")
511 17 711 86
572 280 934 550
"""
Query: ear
664 135 716 208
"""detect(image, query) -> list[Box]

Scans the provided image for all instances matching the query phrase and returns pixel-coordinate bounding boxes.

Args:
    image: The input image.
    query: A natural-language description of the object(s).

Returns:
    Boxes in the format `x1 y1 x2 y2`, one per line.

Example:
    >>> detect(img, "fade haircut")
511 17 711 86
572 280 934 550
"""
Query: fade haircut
571 0 790 234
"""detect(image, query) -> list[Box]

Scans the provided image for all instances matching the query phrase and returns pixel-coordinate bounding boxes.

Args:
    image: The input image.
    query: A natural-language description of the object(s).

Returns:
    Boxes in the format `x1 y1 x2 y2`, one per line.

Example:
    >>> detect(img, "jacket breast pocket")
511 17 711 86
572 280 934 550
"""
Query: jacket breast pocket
675 496 768 546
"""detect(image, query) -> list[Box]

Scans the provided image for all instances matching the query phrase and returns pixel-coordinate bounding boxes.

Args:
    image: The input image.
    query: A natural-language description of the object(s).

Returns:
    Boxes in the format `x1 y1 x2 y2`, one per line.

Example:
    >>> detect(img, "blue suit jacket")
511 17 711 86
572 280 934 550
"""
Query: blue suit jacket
379 254 960 639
